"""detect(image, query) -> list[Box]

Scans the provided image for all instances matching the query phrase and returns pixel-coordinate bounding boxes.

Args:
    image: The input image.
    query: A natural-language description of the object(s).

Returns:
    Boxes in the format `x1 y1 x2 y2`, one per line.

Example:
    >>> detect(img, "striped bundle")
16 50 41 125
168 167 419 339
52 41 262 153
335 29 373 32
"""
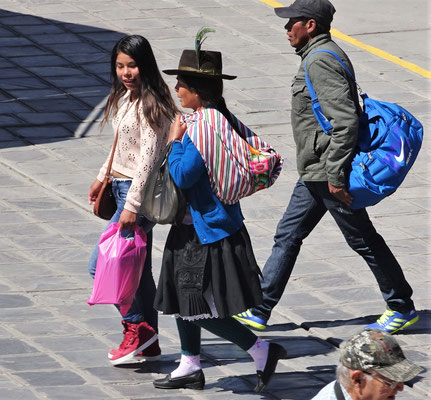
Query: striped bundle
181 108 283 204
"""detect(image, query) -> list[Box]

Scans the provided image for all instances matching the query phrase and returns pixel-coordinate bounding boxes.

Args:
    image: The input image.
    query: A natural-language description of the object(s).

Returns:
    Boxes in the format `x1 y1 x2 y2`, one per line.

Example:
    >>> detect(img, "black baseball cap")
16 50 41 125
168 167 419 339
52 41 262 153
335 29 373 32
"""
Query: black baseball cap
275 0 336 27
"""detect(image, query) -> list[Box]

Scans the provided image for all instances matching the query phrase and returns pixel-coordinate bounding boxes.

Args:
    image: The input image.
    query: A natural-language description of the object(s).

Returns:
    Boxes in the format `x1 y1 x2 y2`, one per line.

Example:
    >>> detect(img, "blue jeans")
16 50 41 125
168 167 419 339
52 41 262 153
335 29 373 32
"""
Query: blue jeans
88 179 158 331
251 179 414 321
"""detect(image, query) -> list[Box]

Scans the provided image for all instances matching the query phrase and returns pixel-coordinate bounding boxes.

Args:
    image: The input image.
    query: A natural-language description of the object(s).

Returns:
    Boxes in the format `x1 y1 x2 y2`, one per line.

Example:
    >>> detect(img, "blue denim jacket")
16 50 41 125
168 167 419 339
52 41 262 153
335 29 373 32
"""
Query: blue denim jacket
168 134 244 244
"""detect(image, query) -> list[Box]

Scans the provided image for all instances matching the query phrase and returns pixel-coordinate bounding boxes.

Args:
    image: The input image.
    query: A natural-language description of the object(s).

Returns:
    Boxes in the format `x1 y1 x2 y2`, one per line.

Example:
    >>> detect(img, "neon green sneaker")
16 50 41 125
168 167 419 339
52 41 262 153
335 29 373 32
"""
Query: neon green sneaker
365 309 418 334
233 310 267 330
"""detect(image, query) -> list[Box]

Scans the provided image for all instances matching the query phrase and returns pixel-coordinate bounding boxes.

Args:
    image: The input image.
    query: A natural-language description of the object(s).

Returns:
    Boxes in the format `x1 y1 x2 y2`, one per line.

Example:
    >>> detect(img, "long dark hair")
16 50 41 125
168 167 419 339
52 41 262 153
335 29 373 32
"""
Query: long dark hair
102 35 177 130
177 74 241 136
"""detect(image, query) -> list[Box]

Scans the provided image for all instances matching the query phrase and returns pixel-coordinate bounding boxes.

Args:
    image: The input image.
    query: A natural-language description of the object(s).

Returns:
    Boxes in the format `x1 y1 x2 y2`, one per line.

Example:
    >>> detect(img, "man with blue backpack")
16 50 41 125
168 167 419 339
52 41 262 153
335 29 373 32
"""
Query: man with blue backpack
234 0 419 334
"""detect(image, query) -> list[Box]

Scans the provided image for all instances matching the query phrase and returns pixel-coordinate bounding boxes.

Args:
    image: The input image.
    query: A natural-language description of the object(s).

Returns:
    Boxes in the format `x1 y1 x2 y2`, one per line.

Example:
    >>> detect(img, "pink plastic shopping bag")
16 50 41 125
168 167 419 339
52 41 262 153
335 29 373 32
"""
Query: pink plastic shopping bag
87 223 147 316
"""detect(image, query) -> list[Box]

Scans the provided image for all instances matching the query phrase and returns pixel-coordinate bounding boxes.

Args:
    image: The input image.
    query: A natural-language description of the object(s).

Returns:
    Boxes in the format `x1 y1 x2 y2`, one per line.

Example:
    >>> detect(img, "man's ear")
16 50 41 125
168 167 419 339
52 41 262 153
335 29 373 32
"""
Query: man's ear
306 19 318 35
350 370 364 387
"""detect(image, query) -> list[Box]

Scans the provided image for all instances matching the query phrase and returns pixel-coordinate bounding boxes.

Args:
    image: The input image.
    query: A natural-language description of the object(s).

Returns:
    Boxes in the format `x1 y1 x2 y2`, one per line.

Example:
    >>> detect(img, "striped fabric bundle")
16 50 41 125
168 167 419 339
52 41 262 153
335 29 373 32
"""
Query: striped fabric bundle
181 108 283 204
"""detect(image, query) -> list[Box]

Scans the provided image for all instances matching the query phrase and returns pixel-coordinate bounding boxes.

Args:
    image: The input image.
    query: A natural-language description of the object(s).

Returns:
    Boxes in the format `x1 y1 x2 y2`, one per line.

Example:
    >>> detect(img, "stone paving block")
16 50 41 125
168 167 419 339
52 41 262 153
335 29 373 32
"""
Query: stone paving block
12 234 77 250
0 238 13 251
11 319 88 338
0 282 10 294
46 261 93 278
274 386 323 400
34 335 107 353
39 384 115 400
0 100 32 114
0 294 33 308
0 68 32 81
0 388 40 400
384 238 429 256
0 353 61 372
325 286 382 303
9 125 72 139
0 14 42 26
289 353 339 374
0 45 47 57
15 370 86 387
287 306 357 326
0 263 53 278
0 338 39 356
0 116 22 127
32 291 92 314
0 251 30 264
27 202 87 218
61 302 116 321
291 260 339 276
0 307 53 323
57 349 110 369
20 247 91 263
299 272 361 290
78 317 120 335
278 291 325 308
85 365 152 383
12 198 65 211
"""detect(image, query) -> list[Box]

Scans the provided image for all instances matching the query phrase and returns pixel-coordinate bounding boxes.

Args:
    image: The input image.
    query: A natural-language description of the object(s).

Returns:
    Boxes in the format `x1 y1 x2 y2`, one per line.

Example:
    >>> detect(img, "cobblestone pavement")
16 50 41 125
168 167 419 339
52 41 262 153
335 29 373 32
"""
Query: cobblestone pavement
0 0 429 399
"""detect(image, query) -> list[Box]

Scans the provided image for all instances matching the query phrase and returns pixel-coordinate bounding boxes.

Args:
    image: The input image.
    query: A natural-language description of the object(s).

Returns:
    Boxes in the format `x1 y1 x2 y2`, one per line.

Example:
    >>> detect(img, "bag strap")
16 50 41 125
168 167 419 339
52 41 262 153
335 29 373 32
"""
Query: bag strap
334 380 346 400
103 129 119 181
304 49 357 136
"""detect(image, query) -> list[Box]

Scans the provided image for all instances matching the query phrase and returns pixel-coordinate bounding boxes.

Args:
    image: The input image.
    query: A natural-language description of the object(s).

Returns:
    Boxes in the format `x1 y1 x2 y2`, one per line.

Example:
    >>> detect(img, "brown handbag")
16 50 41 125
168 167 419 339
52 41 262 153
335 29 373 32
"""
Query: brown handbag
93 129 119 220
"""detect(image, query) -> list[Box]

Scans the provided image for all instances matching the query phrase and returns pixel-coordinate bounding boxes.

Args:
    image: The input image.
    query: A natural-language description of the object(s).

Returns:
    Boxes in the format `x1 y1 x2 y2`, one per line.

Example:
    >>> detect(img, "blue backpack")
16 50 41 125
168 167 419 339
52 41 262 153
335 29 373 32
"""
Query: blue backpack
305 50 424 209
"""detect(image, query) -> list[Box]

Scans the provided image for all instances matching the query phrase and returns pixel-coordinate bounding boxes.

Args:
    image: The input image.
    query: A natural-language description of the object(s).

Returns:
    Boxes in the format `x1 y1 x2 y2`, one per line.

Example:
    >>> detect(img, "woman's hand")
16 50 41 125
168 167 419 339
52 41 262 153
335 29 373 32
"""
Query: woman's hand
88 179 103 205
168 115 187 142
119 209 137 231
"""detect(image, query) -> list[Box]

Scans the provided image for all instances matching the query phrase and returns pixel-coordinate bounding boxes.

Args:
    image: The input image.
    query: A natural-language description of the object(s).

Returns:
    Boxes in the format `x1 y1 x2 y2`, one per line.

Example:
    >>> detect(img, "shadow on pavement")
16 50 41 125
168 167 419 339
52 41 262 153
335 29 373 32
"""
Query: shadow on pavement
209 370 330 398
0 8 124 148
300 309 430 336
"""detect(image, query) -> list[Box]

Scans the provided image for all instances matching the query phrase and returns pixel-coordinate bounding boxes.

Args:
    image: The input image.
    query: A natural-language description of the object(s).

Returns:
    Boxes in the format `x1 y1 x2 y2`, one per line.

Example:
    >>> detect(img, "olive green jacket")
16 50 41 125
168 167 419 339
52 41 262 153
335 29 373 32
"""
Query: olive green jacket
291 33 360 186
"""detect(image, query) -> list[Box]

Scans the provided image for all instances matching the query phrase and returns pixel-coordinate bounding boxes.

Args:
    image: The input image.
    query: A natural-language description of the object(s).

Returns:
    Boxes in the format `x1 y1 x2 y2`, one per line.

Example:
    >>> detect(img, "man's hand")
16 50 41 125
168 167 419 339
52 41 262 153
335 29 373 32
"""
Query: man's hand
119 209 137 232
328 183 353 206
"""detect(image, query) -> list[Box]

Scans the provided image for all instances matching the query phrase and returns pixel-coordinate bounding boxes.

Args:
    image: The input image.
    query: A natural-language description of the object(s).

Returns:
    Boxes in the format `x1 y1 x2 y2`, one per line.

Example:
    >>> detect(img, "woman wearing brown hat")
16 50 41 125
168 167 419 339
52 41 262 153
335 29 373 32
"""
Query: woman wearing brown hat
152 28 286 393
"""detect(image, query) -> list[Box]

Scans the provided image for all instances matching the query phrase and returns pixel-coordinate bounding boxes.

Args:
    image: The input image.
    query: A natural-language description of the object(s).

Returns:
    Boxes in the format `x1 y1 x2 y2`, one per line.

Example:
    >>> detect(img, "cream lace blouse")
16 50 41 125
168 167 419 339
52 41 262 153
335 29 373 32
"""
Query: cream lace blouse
97 92 171 213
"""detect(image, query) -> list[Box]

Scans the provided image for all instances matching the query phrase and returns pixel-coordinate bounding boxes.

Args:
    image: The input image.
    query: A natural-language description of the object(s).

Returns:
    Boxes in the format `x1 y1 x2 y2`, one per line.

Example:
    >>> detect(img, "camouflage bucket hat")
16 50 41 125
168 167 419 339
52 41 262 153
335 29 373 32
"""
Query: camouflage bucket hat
340 329 423 382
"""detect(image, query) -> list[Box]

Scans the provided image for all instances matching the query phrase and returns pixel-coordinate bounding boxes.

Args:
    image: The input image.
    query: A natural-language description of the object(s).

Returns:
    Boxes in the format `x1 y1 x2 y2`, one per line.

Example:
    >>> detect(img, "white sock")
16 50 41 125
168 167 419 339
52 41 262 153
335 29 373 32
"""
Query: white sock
247 338 269 372
170 354 201 378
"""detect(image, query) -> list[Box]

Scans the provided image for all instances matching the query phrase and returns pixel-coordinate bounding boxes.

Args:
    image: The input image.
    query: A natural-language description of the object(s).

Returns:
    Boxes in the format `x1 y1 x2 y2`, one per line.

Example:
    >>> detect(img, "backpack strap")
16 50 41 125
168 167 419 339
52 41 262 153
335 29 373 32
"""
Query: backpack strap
304 49 356 136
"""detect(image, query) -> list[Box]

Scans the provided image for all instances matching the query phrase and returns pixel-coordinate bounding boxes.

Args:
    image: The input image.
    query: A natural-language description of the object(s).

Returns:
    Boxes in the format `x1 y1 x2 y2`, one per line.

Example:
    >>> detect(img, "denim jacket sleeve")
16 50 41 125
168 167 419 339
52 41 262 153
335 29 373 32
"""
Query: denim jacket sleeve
168 135 206 189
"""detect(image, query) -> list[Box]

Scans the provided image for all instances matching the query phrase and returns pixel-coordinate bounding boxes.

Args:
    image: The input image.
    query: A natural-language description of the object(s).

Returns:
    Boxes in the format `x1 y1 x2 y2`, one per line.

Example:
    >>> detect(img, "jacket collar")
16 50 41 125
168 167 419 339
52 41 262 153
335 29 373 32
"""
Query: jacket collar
296 33 331 59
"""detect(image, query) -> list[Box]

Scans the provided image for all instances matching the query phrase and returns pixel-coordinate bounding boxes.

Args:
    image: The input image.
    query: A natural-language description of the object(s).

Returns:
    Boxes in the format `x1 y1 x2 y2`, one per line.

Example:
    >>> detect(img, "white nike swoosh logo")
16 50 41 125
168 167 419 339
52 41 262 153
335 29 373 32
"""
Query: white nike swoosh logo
395 138 404 162
317 110 328 122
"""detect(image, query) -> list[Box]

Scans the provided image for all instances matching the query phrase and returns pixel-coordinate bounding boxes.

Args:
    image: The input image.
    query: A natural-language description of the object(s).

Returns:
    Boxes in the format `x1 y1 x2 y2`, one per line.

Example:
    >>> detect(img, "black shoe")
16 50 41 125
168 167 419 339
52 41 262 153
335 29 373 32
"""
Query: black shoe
153 369 205 390
254 343 287 392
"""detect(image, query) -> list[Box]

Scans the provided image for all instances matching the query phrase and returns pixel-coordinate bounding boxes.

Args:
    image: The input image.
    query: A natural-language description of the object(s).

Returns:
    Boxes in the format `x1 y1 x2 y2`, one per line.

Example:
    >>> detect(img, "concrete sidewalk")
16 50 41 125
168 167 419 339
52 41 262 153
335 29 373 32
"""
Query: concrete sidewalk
0 0 429 399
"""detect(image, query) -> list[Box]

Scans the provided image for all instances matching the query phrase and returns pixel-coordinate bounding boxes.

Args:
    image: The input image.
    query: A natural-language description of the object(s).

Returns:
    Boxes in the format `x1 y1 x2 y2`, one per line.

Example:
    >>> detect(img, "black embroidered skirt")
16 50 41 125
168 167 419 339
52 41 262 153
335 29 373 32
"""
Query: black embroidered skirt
154 224 262 318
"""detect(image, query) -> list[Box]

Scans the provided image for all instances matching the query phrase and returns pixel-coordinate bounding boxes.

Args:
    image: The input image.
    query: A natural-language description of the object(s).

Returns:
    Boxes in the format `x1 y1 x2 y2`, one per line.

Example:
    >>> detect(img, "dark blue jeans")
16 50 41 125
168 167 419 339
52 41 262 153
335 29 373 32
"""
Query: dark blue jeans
251 179 414 321
88 179 158 331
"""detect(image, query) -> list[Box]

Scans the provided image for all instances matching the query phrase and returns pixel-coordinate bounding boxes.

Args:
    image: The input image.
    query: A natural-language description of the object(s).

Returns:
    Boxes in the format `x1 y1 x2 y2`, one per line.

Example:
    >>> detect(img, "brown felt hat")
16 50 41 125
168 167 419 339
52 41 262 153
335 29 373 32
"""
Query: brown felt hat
163 49 236 80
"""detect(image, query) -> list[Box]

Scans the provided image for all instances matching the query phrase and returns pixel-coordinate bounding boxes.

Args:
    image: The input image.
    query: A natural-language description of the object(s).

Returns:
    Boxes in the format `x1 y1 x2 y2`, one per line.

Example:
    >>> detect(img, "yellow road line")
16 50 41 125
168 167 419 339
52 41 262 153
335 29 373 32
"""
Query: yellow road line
257 0 431 79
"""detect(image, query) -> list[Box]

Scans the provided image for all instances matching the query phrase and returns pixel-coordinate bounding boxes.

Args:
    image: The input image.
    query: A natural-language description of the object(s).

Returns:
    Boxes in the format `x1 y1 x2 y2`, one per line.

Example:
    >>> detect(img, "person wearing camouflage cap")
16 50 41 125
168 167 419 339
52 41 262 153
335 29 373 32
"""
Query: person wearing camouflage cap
312 329 423 400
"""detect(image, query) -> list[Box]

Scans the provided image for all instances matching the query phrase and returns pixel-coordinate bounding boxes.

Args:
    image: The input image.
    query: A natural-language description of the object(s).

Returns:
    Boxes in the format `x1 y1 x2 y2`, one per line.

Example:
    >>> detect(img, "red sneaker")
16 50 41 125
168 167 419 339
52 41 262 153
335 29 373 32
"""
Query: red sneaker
108 320 159 366
134 339 161 362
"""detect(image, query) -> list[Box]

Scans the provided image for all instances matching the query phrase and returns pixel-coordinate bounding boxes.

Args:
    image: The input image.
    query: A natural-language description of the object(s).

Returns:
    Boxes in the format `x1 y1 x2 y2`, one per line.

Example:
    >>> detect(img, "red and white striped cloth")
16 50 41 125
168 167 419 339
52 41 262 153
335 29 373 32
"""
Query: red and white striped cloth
181 108 283 204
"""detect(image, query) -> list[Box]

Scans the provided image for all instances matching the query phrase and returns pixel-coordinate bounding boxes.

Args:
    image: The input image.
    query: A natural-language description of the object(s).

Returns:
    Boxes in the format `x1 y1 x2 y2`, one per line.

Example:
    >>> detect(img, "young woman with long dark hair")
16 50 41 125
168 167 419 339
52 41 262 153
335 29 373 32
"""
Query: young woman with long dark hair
87 35 177 366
